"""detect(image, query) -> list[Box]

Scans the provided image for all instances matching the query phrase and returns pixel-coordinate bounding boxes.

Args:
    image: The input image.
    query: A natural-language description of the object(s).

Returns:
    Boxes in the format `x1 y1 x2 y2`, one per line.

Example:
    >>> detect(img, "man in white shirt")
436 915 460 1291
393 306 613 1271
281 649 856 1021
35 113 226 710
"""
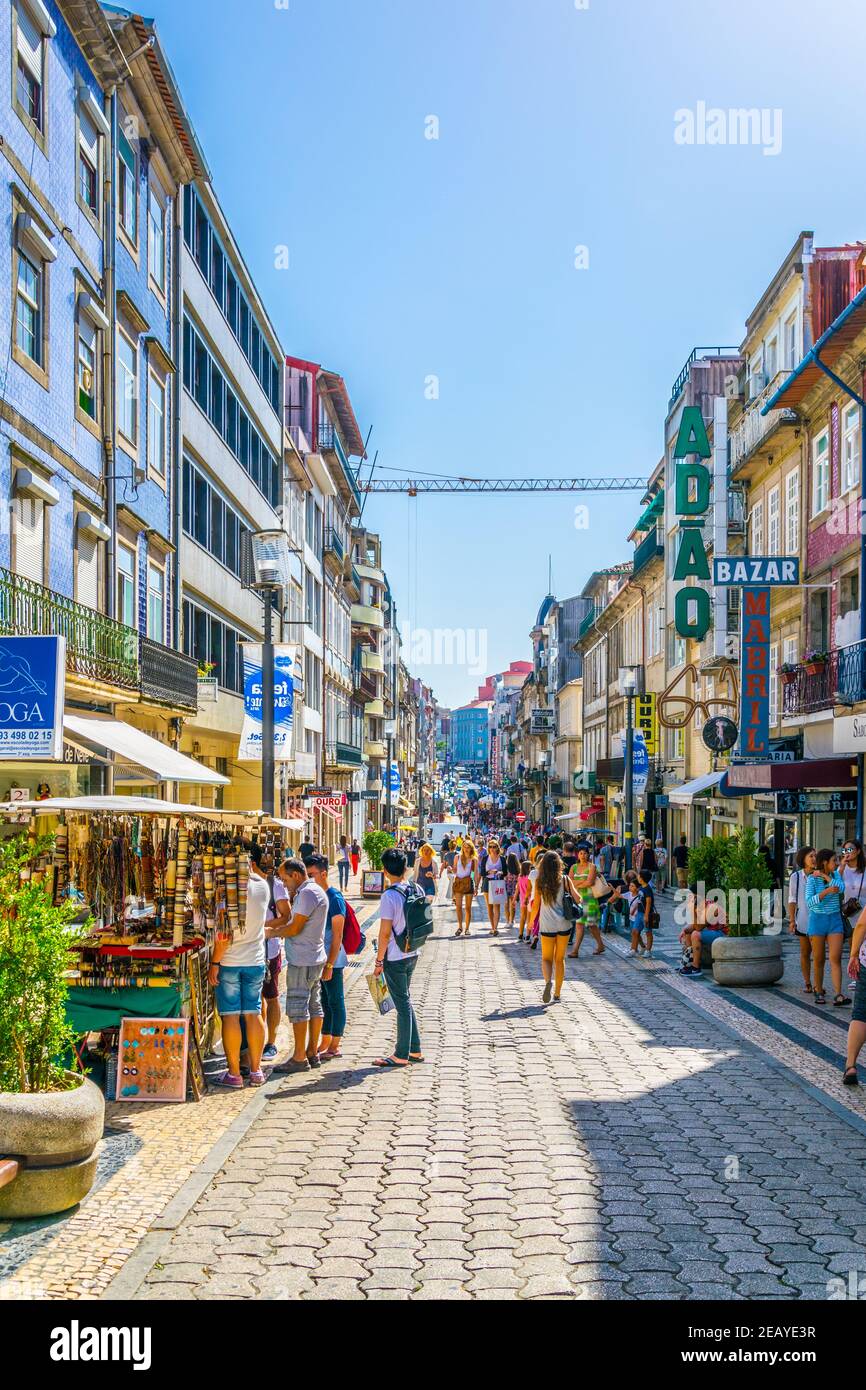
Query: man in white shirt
267 858 329 1074
209 845 271 1089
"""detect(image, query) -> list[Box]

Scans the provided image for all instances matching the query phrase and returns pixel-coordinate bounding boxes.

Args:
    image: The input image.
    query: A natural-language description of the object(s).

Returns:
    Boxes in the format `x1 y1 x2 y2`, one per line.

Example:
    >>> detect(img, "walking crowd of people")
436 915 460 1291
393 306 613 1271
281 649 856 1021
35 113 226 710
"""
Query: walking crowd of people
206 822 866 1094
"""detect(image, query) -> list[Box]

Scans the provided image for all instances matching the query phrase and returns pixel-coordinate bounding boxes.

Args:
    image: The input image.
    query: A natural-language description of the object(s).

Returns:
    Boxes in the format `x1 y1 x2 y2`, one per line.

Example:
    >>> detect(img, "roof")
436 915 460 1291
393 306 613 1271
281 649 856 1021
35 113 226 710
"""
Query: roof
764 282 866 413
318 370 366 458
534 594 555 628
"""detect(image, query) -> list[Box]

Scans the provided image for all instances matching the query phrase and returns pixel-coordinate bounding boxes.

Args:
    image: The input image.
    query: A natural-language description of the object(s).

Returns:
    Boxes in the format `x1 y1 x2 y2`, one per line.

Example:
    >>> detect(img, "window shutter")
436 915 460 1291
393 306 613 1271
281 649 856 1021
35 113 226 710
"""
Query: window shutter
79 106 99 166
77 533 99 609
14 497 44 583
16 5 42 80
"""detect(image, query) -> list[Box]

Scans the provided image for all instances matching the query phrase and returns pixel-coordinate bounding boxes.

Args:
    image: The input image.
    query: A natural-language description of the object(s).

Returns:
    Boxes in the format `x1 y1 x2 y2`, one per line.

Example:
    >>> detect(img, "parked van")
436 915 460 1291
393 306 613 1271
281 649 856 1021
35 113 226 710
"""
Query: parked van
427 821 467 851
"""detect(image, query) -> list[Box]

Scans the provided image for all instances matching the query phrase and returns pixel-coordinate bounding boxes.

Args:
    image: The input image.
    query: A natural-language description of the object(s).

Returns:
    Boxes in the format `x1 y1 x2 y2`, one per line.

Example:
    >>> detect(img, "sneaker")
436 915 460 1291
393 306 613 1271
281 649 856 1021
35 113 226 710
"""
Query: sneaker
272 1057 310 1074
628 948 638 957
542 981 552 1004
248 1069 267 1086
306 1054 322 1069
213 1070 244 1089
678 965 702 977
262 1044 278 1061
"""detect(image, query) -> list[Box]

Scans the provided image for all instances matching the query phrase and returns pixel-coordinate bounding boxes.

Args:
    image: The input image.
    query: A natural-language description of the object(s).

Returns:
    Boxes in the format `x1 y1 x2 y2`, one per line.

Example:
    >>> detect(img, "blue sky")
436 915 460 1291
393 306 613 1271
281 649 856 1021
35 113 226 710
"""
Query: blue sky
154 0 866 708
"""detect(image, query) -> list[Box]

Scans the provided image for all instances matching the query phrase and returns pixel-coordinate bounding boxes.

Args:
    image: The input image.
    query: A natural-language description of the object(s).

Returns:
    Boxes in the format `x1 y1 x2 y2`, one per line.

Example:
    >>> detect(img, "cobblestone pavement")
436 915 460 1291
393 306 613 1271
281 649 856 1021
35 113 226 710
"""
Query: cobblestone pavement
123 893 866 1302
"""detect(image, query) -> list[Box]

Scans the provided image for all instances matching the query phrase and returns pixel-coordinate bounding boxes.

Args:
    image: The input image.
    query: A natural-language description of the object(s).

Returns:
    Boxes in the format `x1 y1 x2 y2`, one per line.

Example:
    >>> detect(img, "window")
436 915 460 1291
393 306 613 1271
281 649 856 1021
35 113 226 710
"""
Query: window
15 252 41 364
305 650 322 712
785 469 799 555
12 496 44 583
764 336 778 382
147 180 166 293
750 497 764 554
118 122 137 244
841 572 859 619
14 2 44 134
182 458 249 579
148 373 166 478
666 625 685 669
812 429 830 515
78 109 99 216
809 589 829 654
784 311 798 371
769 642 779 728
117 543 136 628
146 560 165 641
767 485 780 556
783 635 798 670
117 330 137 444
76 526 99 609
77 315 97 420
182 599 246 694
842 404 859 495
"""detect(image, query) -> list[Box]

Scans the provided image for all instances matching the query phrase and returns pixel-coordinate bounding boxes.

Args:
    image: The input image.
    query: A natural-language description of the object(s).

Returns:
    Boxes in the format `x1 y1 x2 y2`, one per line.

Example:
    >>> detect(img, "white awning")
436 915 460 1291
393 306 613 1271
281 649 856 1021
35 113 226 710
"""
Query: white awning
62 715 229 786
2 796 222 817
667 770 725 805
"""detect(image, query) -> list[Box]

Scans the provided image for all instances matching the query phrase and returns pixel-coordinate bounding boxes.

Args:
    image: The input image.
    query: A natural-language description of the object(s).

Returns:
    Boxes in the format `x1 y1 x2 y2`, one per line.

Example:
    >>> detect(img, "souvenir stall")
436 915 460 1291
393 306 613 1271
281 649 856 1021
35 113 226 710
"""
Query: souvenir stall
1 797 295 1101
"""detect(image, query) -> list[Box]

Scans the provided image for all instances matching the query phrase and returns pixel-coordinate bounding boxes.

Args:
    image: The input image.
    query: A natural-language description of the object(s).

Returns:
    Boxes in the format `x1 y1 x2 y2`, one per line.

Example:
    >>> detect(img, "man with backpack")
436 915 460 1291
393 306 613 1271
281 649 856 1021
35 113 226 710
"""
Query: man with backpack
304 855 350 1062
372 847 432 1069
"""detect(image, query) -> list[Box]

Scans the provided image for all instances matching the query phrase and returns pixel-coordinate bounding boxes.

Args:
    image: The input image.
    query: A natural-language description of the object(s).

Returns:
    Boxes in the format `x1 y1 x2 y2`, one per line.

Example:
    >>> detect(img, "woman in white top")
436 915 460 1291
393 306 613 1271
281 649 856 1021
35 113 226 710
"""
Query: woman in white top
788 846 816 992
453 840 477 938
209 846 270 1089
841 840 866 929
483 839 505 936
336 835 351 892
529 851 581 1005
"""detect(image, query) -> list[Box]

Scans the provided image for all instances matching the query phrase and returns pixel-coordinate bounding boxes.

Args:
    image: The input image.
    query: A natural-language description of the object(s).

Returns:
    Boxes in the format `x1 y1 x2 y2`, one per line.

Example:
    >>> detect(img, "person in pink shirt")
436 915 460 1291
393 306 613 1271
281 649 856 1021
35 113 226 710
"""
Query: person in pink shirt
516 860 532 941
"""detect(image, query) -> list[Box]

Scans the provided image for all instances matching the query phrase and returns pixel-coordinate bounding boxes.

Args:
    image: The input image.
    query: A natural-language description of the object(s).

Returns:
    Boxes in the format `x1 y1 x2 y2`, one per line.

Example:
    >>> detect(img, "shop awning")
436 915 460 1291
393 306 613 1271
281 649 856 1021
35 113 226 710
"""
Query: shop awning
633 489 664 533
63 715 229 786
720 758 857 796
667 770 725 805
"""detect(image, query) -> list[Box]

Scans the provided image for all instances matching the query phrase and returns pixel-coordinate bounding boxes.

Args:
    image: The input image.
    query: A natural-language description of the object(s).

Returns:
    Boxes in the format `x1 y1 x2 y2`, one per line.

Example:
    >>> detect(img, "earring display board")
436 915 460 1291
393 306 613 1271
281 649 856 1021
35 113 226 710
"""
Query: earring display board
116 1017 190 1103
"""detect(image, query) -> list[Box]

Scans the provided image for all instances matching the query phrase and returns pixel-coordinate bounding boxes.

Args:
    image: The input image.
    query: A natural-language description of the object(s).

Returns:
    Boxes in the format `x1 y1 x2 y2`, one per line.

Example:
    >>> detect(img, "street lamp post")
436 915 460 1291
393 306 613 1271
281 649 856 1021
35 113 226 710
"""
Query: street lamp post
620 665 641 867
384 718 396 834
250 530 293 819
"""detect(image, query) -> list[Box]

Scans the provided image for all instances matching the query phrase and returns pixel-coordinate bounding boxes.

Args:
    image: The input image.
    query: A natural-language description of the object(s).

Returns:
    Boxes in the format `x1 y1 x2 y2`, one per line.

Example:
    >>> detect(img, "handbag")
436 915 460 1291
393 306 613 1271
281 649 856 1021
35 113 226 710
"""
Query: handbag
843 870 865 920
591 872 611 899
488 879 507 907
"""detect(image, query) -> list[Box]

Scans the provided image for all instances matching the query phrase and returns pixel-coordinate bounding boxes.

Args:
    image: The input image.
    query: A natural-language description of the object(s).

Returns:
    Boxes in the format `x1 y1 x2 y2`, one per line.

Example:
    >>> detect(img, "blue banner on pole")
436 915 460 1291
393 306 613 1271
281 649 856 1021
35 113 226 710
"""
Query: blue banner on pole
238 644 297 761
0 636 65 760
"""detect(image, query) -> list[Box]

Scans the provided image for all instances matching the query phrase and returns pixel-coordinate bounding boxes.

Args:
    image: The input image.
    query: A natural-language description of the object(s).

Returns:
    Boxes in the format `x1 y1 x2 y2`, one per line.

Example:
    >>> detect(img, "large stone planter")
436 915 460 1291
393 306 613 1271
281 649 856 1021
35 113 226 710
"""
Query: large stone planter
0 1075 104 1218
711 934 783 988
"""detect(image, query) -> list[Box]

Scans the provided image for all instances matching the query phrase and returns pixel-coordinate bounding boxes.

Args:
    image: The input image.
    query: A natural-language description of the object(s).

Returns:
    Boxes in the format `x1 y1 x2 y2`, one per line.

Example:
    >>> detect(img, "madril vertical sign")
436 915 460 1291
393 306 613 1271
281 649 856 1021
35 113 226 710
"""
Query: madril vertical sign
739 588 771 755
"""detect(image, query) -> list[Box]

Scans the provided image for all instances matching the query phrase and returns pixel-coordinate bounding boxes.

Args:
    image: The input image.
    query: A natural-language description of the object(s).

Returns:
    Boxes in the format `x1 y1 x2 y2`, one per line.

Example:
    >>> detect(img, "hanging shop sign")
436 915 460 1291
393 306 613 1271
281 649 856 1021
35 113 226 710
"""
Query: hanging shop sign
387 762 401 793
237 644 298 762
739 587 771 756
308 793 348 812
776 790 858 816
0 636 66 761
634 694 658 755
713 557 800 586
702 715 738 753
625 731 650 799
672 407 713 640
530 709 555 735
732 734 803 765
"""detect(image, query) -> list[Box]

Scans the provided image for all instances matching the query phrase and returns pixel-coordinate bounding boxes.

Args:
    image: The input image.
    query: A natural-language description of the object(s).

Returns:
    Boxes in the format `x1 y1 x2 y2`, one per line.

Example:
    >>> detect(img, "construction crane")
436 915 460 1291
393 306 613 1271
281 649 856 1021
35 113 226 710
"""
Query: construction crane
359 476 647 496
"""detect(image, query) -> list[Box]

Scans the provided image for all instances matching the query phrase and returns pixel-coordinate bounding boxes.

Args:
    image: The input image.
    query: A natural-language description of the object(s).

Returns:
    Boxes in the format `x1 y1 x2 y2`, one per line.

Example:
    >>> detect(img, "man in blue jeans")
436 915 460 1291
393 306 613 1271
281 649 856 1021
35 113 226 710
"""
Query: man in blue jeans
372 847 423 1069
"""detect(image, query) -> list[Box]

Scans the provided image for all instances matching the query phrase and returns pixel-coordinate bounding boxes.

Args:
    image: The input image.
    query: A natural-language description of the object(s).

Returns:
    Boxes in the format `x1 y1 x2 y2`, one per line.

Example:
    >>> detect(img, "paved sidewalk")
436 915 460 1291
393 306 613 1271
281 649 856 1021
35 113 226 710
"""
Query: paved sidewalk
118 893 866 1301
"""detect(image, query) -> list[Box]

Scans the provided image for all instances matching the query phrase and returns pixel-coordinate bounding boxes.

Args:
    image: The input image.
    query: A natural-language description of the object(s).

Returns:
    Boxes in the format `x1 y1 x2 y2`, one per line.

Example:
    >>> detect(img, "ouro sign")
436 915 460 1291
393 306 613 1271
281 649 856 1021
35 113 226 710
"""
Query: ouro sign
0 636 65 760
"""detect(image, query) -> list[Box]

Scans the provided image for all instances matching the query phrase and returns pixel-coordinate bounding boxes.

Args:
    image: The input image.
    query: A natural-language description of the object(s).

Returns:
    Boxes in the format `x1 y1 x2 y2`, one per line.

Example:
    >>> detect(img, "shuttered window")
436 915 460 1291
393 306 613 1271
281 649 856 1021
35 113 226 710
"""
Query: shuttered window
13 497 44 583
78 108 99 213
77 532 99 609
15 4 43 128
78 315 97 419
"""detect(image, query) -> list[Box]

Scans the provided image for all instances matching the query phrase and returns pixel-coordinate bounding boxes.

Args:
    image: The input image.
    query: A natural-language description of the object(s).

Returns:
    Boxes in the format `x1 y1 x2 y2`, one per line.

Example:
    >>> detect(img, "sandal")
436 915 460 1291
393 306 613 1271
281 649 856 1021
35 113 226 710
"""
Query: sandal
814 992 827 1005
843 1066 860 1086
454 928 463 937
372 1056 408 1068
834 994 852 1007
802 983 813 993
408 1053 425 1064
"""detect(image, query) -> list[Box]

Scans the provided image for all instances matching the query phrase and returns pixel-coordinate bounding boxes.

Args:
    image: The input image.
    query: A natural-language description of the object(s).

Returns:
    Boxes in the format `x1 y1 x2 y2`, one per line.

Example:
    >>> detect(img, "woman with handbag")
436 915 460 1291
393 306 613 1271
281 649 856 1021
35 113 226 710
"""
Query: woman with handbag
453 839 477 938
787 847 817 992
841 840 866 937
482 838 505 936
531 851 582 1004
567 845 606 959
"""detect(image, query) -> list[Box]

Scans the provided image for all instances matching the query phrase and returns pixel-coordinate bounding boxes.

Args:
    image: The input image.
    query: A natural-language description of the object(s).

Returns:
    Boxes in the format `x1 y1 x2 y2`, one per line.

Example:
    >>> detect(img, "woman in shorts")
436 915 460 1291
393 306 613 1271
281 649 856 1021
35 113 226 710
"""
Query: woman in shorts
806 849 850 1007
787 846 816 993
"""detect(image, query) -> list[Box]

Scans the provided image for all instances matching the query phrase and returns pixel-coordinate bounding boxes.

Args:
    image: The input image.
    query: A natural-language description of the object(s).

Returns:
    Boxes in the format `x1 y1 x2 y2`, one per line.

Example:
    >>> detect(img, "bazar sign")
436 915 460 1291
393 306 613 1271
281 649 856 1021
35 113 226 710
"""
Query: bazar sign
713 557 800 586
776 790 857 815
0 636 65 760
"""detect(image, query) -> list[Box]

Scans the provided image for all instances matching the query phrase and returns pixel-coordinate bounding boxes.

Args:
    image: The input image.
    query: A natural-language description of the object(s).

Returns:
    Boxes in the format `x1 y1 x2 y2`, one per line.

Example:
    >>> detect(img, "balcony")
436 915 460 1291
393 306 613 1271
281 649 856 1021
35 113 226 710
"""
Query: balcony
365 738 386 760
344 560 362 601
351 602 384 629
325 737 364 770
140 638 198 713
323 526 345 574
669 346 739 411
0 566 139 692
837 640 866 706
632 525 664 577
782 653 838 717
729 370 799 474
362 649 384 674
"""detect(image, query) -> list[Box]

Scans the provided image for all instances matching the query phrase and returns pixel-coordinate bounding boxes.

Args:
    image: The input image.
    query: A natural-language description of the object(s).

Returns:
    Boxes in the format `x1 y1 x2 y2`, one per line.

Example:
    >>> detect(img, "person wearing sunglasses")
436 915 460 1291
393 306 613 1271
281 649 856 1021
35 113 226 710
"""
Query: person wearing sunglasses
805 849 851 1007
841 841 866 934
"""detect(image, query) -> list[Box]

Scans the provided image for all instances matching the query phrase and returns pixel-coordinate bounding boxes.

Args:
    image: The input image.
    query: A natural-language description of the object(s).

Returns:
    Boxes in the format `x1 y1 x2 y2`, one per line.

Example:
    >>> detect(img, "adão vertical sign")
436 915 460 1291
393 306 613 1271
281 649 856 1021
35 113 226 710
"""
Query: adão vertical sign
672 406 713 641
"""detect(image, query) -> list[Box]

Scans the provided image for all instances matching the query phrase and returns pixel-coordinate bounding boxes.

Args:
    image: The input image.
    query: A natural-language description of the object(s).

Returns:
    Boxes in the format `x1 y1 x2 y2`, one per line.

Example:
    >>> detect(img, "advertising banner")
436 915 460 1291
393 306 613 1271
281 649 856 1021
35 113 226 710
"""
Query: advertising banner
0 636 66 760
238 645 298 762
739 588 771 756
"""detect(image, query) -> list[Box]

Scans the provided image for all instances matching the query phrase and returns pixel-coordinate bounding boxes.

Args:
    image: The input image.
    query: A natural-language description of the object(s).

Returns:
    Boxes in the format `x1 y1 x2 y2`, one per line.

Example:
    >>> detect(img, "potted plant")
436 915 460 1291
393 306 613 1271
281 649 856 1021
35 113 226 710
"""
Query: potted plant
197 660 218 703
711 826 783 987
780 662 798 687
803 649 829 676
0 835 104 1219
360 830 396 897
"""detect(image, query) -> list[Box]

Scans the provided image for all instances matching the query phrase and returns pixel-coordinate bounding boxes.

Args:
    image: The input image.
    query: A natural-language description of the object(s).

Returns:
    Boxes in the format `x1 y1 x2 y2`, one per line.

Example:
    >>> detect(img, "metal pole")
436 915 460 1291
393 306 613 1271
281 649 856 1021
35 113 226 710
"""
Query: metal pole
418 767 425 843
385 732 393 832
625 692 634 866
262 591 275 817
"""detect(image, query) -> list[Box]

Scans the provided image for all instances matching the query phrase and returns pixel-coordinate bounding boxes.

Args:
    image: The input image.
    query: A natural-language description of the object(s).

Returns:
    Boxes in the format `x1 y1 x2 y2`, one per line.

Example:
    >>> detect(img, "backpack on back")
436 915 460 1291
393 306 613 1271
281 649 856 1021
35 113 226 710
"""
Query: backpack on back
342 899 365 956
393 881 434 952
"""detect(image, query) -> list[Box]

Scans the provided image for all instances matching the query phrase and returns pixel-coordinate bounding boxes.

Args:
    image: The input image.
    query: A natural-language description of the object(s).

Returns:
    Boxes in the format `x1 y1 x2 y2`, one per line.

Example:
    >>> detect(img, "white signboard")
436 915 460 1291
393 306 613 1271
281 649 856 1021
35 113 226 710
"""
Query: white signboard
833 713 866 755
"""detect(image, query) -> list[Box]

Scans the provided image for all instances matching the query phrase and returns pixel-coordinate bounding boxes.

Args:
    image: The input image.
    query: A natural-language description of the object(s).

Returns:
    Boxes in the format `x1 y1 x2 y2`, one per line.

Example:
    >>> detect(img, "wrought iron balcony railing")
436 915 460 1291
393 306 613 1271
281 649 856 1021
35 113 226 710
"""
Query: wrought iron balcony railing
729 369 798 473
633 525 664 577
324 527 345 565
837 639 866 706
781 653 838 717
0 567 139 690
140 637 198 713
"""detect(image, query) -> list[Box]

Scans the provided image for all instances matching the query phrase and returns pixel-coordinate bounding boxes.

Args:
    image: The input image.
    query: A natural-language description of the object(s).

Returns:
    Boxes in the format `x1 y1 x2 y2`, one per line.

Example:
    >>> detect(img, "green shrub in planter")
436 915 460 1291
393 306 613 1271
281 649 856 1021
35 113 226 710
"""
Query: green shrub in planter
0 835 88 1094
686 835 734 895
721 826 773 937
362 830 396 871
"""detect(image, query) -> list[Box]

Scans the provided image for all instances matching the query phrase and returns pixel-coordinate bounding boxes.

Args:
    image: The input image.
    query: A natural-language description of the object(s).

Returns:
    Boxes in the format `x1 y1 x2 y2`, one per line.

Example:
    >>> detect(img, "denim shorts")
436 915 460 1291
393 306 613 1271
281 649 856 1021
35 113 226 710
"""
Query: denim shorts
216 964 266 1016
852 969 866 1024
700 928 726 945
807 914 844 937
